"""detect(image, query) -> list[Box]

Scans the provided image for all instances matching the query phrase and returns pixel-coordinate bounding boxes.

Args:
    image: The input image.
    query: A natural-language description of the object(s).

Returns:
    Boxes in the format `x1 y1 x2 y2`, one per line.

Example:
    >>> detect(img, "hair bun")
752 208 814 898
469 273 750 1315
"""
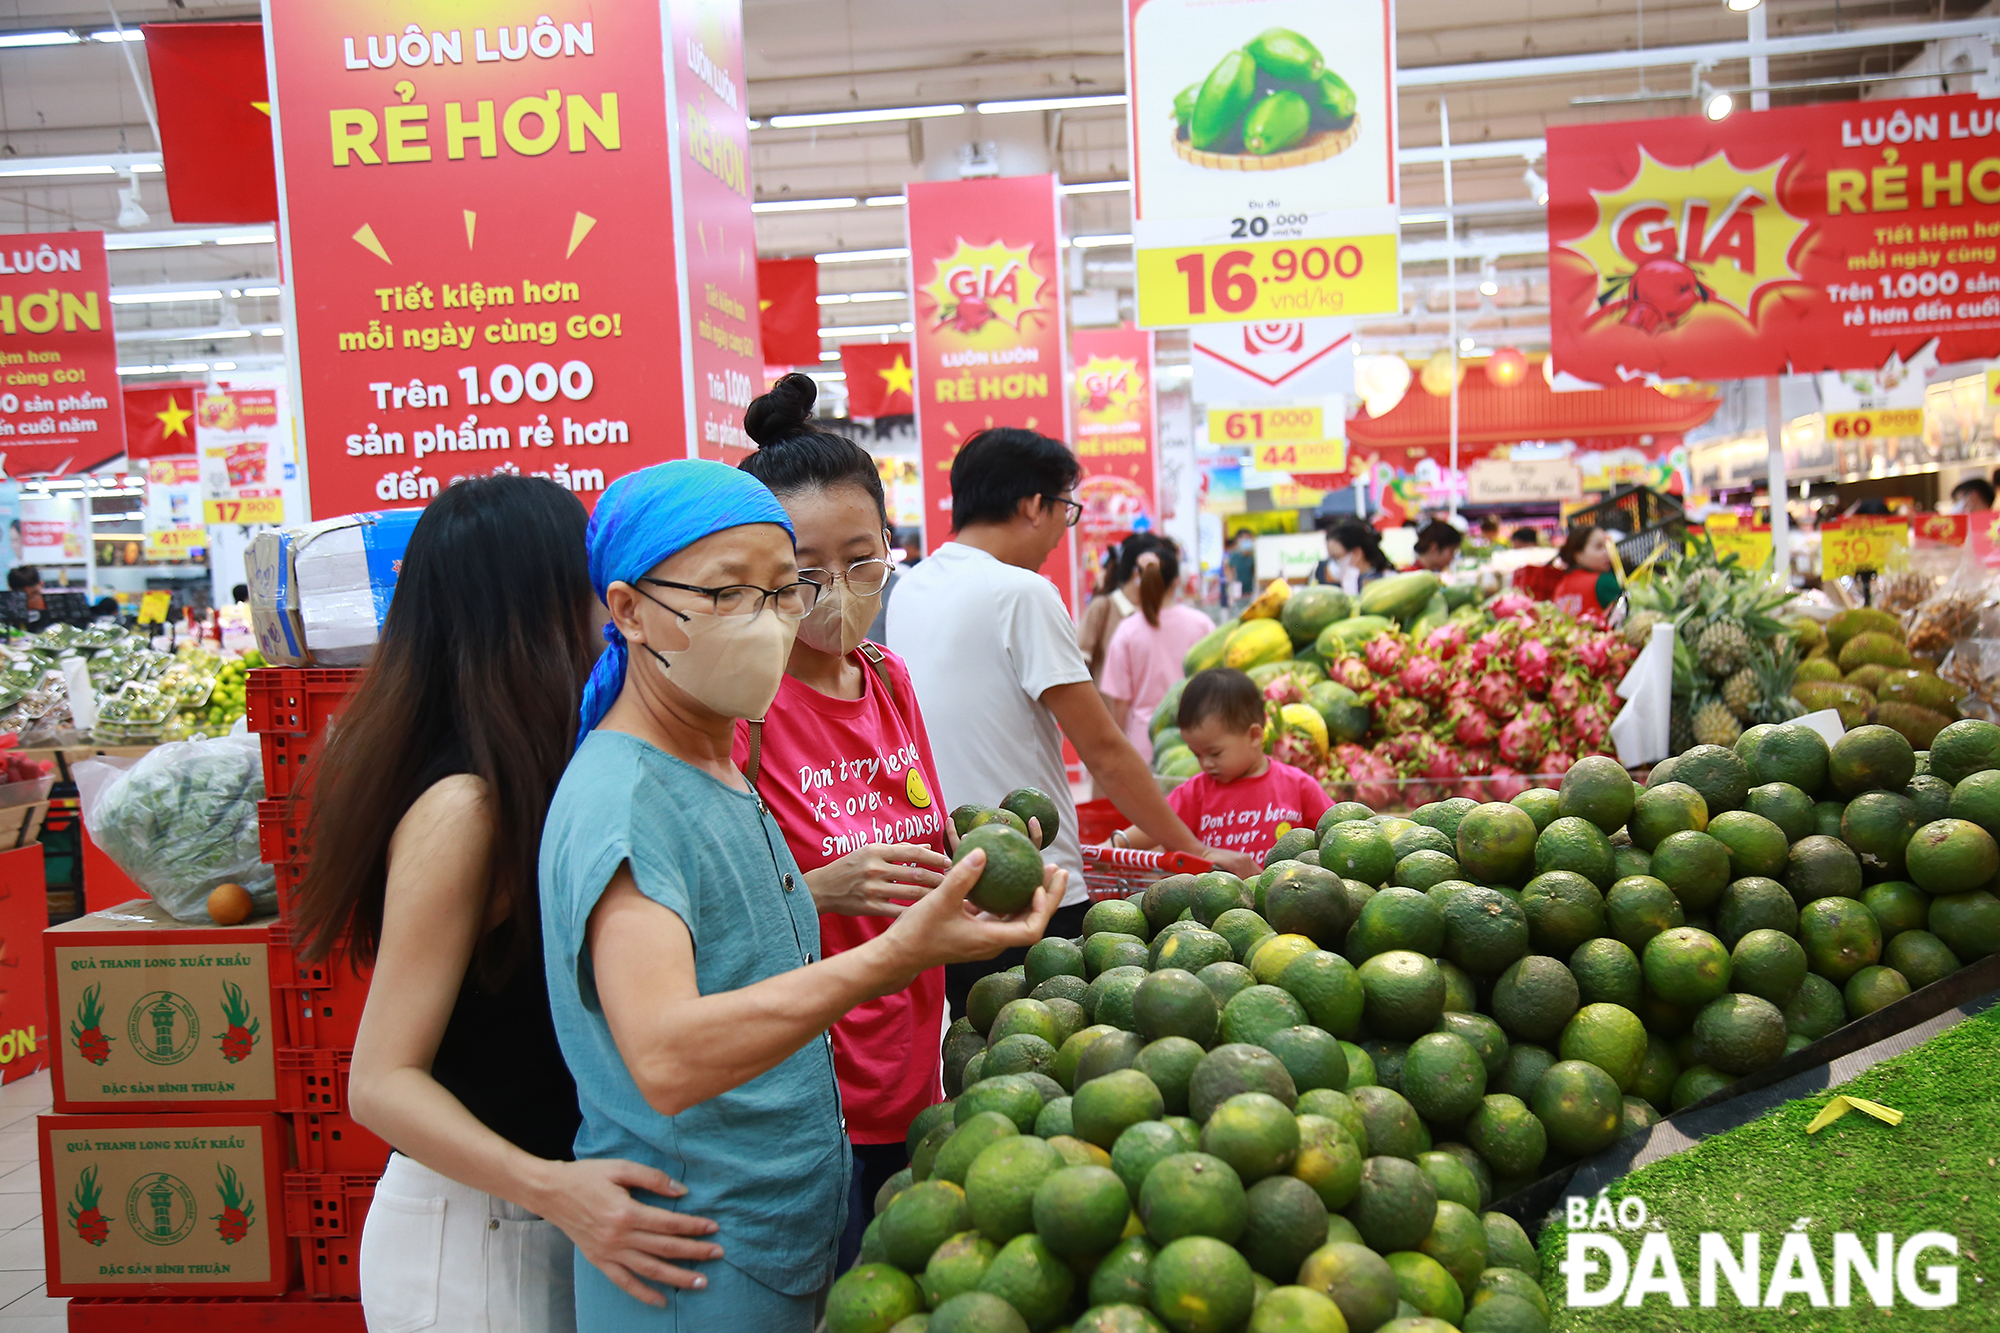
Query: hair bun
744 372 818 447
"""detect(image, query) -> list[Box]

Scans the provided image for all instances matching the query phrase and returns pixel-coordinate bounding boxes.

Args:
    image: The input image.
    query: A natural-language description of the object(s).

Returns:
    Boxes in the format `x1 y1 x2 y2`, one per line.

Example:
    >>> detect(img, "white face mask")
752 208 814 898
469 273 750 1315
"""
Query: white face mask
638 593 796 720
795 582 880 657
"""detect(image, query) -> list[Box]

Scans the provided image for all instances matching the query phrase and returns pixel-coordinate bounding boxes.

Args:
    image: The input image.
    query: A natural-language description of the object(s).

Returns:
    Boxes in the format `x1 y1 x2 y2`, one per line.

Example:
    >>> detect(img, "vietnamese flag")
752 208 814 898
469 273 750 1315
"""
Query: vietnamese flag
758 258 822 367
142 24 278 224
123 384 204 460
842 343 915 419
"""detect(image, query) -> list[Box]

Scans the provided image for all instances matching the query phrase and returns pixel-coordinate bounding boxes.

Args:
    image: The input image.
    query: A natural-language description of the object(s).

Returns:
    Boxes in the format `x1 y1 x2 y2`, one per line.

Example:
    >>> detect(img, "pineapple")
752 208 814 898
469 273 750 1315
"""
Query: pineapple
1722 667 1762 720
1622 610 1663 649
1692 696 1743 747
1696 618 1752 678
1670 699 1695 753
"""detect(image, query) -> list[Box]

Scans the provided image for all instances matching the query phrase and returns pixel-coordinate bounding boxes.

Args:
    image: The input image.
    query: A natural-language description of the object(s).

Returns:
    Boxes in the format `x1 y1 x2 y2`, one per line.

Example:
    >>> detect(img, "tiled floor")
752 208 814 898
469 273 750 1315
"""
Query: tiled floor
0 1070 63 1331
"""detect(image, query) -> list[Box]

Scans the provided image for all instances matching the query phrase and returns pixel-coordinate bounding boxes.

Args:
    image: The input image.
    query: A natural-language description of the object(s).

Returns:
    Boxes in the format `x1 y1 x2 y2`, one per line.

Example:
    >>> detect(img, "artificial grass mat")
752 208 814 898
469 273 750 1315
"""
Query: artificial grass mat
1537 1002 1999 1331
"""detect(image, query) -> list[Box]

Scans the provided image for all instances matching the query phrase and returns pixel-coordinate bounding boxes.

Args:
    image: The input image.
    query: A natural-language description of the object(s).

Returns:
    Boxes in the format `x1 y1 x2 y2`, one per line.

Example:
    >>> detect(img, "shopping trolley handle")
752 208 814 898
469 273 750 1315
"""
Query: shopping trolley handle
1083 844 1214 874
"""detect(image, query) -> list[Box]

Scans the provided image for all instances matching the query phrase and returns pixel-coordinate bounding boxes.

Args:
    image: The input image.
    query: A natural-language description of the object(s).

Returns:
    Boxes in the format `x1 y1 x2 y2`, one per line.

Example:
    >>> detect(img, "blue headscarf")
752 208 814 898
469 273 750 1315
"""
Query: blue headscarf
579 459 794 737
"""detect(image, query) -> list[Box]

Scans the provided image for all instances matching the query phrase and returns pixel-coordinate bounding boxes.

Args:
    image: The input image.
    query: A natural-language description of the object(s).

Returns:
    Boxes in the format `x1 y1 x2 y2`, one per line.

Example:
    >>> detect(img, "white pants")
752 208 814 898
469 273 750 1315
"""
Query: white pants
361 1152 577 1333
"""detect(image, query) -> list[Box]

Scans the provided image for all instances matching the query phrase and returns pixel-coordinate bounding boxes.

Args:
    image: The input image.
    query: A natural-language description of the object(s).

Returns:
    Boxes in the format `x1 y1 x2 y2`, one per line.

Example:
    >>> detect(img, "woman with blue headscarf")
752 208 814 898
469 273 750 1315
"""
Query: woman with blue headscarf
540 459 1064 1329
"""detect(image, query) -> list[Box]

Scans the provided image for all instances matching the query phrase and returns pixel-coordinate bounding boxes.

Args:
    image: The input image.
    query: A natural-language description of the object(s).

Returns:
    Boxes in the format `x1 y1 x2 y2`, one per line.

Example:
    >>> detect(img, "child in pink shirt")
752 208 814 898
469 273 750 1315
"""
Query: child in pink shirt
1122 667 1332 864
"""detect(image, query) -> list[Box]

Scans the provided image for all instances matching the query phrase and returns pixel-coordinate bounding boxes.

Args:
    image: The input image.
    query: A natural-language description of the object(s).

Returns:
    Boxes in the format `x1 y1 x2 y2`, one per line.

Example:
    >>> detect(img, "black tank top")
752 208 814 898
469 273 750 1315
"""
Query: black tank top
416 760 581 1163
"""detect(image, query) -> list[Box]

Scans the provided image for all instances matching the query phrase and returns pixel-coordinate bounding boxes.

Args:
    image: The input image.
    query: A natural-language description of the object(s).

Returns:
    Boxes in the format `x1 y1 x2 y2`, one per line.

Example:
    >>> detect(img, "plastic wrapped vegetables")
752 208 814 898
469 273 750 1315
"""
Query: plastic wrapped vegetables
84 736 275 922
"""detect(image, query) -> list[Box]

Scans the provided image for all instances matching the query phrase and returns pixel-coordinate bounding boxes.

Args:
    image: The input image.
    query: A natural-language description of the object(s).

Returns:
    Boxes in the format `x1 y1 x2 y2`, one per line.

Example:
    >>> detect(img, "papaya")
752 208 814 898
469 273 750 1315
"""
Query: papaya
1281 586 1352 647
1224 619 1294 671
1315 615 1395 658
1311 71 1357 129
1191 50 1259 151
1242 578 1292 622
1358 571 1441 621
1173 83 1200 132
1185 621 1238 675
1246 27 1325 81
1243 91 1312 156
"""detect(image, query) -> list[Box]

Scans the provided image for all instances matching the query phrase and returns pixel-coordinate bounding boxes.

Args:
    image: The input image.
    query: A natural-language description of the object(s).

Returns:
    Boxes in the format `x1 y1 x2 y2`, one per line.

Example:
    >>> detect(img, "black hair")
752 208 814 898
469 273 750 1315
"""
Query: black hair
91 597 119 619
231 583 249 604
6 566 38 592
739 372 889 528
1178 667 1264 733
1329 519 1391 573
1853 498 1892 516
950 427 1081 530
1131 535 1181 628
1510 527 1540 546
1952 477 1996 508
1415 521 1464 554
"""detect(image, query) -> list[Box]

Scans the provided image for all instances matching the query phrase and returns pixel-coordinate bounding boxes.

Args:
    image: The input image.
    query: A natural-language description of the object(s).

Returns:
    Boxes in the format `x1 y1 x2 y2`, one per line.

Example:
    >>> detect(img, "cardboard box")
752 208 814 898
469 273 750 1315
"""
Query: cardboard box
49 901 280 1112
245 510 420 668
40 1111 294 1297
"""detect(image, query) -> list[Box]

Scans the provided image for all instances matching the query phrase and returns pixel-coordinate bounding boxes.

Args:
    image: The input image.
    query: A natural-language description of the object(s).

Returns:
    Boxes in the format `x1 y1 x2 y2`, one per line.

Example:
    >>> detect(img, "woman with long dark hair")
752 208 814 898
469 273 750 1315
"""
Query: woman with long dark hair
1099 537 1214 757
1314 517 1392 592
292 477 719 1331
734 372 957 1269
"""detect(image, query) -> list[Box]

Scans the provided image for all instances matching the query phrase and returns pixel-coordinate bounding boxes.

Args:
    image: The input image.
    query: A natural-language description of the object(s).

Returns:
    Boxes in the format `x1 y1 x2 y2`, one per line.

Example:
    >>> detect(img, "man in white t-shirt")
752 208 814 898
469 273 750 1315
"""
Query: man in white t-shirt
888 427 1255 1019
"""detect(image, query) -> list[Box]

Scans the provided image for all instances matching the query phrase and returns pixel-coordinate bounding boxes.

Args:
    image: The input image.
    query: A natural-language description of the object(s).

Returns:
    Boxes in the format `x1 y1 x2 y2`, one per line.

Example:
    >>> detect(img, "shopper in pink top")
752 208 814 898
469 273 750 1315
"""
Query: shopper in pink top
1100 538 1217 758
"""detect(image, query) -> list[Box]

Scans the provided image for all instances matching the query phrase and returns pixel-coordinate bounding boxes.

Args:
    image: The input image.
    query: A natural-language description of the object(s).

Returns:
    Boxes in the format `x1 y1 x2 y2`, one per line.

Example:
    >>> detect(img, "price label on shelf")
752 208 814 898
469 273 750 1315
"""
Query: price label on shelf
136 591 171 624
1826 409 1924 439
1707 523 1772 569
1136 235 1399 326
1251 439 1347 473
1822 521 1907 578
1208 406 1323 444
203 497 286 525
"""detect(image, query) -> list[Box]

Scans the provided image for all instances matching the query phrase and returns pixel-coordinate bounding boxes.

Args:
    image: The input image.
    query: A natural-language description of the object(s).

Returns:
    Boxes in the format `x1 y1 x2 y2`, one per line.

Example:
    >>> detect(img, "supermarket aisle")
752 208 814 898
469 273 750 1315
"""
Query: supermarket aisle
0 1070 62 1330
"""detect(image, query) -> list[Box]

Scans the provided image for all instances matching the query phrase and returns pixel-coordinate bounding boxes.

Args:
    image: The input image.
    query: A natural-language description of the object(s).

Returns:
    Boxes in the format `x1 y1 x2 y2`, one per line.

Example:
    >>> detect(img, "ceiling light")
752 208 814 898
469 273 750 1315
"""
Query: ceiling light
865 195 905 207
844 291 906 303
976 95 1127 114
1460 337 1476 352
814 246 909 264
0 164 113 179
1400 211 1447 225
0 31 78 49
746 118 762 129
117 364 169 375
260 326 284 336
1726 0 1761 10
211 362 236 370
1061 180 1131 195
820 350 842 361
816 294 850 306
87 29 144 42
242 287 281 297
767 104 964 130
1071 233 1134 248
1523 166 1549 205
1479 262 1499 297
111 290 223 305
1703 81 1734 120
214 231 276 245
751 197 859 213
806 371 848 381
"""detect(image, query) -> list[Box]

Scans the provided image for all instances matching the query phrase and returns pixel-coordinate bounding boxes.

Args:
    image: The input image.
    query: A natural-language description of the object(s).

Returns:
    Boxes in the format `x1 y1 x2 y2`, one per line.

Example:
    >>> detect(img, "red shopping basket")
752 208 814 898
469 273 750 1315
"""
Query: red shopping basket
1081 845 1212 901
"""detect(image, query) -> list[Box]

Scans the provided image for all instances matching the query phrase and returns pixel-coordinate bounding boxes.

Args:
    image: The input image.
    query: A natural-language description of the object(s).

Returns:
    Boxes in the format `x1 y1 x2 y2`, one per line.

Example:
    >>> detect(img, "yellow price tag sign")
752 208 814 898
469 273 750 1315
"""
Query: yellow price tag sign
1269 484 1327 508
1822 521 1907 578
1208 406 1323 444
1136 235 1400 326
204 497 286 525
1708 523 1773 569
1988 369 2000 405
1826 408 1925 439
146 528 207 551
1252 439 1347 473
136 591 171 624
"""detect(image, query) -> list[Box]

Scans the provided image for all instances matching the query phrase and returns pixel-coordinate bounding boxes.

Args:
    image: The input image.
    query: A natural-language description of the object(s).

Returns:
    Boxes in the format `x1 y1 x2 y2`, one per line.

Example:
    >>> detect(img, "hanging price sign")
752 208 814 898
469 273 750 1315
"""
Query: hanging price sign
1707 523 1773 569
1209 405 1324 443
136 591 171 624
1826 409 1925 439
1136 237 1398 326
1822 520 1907 578
1251 439 1347 472
204 497 287 525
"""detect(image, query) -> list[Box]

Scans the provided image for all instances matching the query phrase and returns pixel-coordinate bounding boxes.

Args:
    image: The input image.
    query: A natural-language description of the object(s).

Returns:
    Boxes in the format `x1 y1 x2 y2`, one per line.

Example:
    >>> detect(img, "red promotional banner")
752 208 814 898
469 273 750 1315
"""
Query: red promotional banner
907 175 1074 603
1070 325 1158 576
121 383 204 460
758 257 822 367
0 231 124 478
1550 95 2000 385
266 2 757 516
841 342 915 418
142 24 278 224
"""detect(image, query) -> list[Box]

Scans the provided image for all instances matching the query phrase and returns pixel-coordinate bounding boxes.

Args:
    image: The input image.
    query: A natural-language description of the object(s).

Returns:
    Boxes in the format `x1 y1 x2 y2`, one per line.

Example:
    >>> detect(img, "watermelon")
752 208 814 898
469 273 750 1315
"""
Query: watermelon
1315 615 1396 658
1151 679 1189 737
1408 592 1450 636
1308 680 1371 744
1280 586 1353 648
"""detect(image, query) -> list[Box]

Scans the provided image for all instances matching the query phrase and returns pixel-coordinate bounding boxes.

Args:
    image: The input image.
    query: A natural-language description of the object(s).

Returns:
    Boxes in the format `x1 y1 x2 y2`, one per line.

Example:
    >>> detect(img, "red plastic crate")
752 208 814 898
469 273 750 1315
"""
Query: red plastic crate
257 797 310 866
277 986 367 1052
258 731 323 800
246 668 366 738
68 1294 365 1331
284 1173 376 1299
273 859 305 914
276 1047 352 1114
291 1110 392 1175
297 1232 364 1298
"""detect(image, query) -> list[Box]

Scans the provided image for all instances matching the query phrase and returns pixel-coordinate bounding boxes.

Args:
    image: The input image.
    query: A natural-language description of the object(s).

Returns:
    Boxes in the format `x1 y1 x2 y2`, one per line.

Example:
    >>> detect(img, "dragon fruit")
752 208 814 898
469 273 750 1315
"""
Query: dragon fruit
1424 622 1468 660
1264 673 1309 707
1327 657 1374 694
1448 703 1497 749
1548 669 1586 712
1572 700 1615 753
1273 702 1330 771
1489 593 1539 620
1349 744 1400 810
1515 640 1554 696
1472 671 1523 719
1399 654 1447 703
1364 633 1409 678
1498 714 1549 769
1419 740 1464 785
1380 696 1431 734
1542 749 1577 777
1575 633 1618 677
1485 765 1534 801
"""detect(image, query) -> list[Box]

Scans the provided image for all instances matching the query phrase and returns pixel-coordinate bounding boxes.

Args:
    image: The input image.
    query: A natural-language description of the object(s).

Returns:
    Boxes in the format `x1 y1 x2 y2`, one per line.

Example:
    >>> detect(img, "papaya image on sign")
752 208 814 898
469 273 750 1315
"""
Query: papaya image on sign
1171 28 1361 172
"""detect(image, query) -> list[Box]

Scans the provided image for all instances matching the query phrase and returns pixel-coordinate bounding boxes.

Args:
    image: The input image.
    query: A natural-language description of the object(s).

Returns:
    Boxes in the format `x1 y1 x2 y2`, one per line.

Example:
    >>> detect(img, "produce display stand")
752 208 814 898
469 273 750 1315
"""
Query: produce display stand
1489 949 2000 1232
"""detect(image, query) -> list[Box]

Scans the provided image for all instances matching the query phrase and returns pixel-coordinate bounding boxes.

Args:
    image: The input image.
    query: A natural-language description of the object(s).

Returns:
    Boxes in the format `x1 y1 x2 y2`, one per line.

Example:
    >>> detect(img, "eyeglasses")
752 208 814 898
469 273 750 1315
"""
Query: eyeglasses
1046 495 1083 527
636 576 820 622
797 558 891 597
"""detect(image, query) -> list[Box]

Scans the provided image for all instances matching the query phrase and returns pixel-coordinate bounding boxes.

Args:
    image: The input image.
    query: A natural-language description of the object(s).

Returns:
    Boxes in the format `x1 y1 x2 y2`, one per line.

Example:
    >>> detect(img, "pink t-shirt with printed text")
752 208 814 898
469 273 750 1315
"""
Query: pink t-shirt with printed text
1167 760 1334 863
731 647 946 1144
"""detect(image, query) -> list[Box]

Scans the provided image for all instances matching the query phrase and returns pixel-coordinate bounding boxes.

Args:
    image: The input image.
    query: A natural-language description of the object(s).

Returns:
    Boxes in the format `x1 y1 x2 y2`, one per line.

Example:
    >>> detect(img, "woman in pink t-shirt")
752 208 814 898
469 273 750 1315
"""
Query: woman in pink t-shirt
1100 540 1217 758
733 375 956 1271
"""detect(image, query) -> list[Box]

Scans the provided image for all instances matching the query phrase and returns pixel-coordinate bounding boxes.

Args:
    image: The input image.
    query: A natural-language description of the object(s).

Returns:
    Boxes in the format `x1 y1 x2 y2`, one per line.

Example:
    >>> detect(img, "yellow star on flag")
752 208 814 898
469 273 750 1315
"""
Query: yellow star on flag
155 394 192 439
878 354 914 399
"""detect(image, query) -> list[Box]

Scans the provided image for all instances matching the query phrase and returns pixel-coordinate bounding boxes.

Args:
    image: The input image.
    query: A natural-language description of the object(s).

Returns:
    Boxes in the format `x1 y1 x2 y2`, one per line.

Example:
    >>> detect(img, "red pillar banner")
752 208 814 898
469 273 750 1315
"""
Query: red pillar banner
0 232 124 479
1070 325 1159 579
265 4 759 517
906 175 1075 605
